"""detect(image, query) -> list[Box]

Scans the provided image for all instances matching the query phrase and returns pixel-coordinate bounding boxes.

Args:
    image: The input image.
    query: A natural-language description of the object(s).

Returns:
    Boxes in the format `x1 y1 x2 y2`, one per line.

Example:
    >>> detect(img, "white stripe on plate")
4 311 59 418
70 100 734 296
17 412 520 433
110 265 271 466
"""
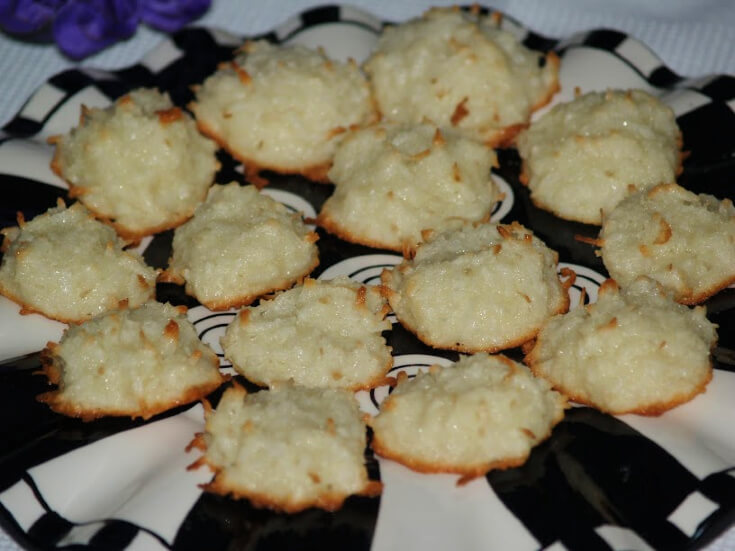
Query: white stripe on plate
371 461 540 551
615 37 663 78
126 530 170 551
57 521 107 547
19 84 66 124
0 139 65 189
27 406 210 544
662 88 712 118
620 370 735 480
596 524 654 550
141 39 184 73
0 480 45 532
668 491 719 537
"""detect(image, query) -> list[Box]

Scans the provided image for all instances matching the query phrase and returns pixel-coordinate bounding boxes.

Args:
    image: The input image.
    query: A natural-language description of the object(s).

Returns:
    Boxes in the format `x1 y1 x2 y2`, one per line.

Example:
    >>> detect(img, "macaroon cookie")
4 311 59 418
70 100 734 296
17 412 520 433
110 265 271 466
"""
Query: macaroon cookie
190 383 381 512
369 353 567 479
525 278 717 415
38 301 225 420
381 220 570 352
50 88 219 240
598 183 735 304
0 201 156 323
161 182 319 310
221 277 392 390
364 7 559 147
516 89 682 225
191 40 375 185
318 123 499 252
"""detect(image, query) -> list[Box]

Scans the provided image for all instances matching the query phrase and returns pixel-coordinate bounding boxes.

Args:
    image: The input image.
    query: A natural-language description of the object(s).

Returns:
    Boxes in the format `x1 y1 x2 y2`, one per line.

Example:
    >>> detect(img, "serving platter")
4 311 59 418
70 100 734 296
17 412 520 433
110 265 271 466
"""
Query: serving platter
1 5 734 550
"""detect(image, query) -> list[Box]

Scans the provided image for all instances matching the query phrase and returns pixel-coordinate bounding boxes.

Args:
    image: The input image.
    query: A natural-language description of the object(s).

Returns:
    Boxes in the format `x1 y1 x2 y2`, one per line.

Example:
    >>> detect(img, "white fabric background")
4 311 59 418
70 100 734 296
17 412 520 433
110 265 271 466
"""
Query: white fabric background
0 0 733 549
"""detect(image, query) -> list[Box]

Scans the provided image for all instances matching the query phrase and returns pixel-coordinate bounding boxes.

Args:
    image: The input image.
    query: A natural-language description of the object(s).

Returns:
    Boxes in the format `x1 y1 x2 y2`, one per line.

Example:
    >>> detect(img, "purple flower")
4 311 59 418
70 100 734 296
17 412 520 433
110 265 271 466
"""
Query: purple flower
54 0 139 58
0 0 64 34
0 0 211 59
140 0 209 33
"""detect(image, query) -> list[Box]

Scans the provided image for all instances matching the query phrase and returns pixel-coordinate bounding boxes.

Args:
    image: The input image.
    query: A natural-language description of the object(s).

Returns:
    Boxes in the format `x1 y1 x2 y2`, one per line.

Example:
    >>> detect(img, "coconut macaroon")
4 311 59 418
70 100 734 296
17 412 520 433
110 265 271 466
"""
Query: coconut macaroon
161 183 318 310
0 202 156 323
363 7 559 147
525 278 717 415
191 40 374 185
381 221 570 352
597 184 735 304
38 302 225 420
221 277 392 390
189 383 381 512
516 89 682 225
50 88 219 240
317 123 499 251
370 354 567 479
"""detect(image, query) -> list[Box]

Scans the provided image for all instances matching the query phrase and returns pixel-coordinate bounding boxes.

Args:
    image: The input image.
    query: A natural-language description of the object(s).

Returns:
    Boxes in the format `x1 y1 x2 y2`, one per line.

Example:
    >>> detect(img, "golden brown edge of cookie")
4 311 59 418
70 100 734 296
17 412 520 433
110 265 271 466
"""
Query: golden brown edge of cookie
201 473 382 513
229 347 395 392
525 353 714 417
317 208 409 253
74 191 208 242
193 116 332 186
160 253 320 311
484 51 560 149
383 307 560 354
361 115 525 151
0 280 152 325
37 341 227 421
676 275 735 305
600 248 735 305
318 201 496 254
368 392 566 485
530 51 561 113
379 250 571 354
370 432 529 484
482 123 528 149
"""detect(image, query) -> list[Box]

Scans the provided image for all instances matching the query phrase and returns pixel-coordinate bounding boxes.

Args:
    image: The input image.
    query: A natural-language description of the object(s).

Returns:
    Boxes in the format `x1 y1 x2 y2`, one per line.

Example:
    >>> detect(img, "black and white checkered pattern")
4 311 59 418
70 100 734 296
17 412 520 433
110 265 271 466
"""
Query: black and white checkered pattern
1 4 734 551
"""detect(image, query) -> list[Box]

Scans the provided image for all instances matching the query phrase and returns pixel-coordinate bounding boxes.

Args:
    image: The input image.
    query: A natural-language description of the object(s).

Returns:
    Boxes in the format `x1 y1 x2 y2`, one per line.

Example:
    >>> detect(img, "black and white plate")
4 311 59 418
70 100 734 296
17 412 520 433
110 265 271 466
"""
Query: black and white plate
1 5 734 551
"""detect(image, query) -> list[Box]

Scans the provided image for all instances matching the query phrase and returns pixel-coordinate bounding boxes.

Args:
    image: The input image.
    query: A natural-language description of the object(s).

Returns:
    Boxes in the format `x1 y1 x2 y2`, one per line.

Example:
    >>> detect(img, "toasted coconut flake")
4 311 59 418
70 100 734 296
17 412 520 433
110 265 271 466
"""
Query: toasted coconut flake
450 97 470 126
